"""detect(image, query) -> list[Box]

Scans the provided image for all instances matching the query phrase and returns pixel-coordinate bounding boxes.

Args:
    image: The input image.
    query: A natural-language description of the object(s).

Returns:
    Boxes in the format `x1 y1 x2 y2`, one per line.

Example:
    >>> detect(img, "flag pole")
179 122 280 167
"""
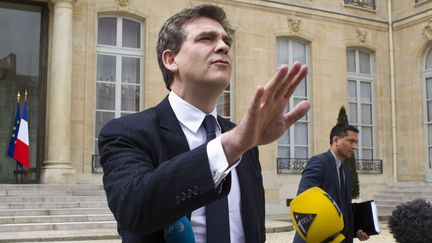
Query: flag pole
15 91 21 183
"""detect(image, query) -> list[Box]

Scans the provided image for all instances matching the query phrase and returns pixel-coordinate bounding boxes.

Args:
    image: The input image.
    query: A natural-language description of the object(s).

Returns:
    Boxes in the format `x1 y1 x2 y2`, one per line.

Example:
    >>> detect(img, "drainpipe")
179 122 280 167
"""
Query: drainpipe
388 0 398 183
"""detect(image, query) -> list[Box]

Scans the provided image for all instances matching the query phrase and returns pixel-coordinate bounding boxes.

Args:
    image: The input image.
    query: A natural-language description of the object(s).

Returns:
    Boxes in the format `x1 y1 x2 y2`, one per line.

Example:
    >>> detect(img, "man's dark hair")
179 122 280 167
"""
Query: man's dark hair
329 124 359 145
156 4 230 90
388 199 432 243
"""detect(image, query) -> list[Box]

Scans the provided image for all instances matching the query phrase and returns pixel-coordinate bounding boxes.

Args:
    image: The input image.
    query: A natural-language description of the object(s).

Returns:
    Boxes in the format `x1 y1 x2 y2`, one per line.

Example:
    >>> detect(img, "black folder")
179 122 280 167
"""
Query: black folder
351 200 381 235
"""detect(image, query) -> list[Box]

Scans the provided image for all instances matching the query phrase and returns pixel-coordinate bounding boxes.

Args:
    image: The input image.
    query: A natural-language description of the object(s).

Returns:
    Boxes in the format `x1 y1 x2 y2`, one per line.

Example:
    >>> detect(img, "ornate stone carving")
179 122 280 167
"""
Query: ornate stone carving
423 20 432 41
117 0 129 7
357 28 368 43
287 17 301 33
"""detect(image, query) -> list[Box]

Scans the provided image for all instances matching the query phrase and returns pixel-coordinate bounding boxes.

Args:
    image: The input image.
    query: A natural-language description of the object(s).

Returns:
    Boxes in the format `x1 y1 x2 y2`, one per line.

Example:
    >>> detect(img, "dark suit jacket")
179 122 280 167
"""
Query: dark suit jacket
293 150 354 243
99 97 265 242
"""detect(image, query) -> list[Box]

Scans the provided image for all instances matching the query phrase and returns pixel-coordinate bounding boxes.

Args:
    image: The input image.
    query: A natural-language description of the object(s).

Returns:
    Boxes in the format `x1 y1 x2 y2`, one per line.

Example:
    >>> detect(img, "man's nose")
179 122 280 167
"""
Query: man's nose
215 38 230 54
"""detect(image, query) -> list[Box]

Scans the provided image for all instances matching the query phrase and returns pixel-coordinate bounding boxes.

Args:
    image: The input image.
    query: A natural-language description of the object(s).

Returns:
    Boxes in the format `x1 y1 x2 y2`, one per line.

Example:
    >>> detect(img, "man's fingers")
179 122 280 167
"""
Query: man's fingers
265 65 290 98
285 100 310 127
282 64 308 99
248 85 265 115
274 61 302 99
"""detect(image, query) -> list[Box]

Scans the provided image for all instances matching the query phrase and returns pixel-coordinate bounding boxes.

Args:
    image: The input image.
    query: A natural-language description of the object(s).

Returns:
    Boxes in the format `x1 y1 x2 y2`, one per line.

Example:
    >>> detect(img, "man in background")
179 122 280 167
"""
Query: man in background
293 124 369 243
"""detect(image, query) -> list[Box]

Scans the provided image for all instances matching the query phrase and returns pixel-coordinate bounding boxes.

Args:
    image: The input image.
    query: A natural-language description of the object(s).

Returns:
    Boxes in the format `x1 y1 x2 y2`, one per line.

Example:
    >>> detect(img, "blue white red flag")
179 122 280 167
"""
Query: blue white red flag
14 101 29 169
7 102 20 159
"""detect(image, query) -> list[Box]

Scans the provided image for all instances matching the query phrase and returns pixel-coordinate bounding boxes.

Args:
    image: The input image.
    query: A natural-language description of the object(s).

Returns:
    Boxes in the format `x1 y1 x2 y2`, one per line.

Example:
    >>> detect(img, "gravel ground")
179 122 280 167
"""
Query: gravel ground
266 224 396 243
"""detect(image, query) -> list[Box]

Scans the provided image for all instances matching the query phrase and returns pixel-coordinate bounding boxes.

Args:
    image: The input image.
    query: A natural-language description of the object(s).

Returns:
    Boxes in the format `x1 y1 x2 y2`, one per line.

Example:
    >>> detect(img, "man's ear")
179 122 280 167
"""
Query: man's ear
162 50 178 72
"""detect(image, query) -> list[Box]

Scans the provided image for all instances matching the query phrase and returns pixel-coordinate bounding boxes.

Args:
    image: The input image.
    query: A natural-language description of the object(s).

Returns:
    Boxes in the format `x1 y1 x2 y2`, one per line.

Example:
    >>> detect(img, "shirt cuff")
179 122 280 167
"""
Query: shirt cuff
207 136 241 188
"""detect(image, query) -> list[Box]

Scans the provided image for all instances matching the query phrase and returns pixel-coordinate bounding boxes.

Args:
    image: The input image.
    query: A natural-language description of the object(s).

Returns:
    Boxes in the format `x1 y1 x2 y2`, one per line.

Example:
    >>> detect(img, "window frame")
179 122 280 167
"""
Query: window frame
276 37 310 160
423 46 432 178
94 15 144 154
347 48 375 160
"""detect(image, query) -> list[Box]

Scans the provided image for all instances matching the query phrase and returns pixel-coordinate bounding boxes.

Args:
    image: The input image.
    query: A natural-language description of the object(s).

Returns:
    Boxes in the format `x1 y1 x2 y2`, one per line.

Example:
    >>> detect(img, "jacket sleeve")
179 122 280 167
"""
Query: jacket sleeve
296 155 325 195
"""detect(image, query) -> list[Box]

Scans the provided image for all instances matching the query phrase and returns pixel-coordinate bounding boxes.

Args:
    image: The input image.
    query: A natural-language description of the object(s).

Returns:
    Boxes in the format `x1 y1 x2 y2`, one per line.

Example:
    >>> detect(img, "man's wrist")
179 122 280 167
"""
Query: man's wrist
220 130 247 164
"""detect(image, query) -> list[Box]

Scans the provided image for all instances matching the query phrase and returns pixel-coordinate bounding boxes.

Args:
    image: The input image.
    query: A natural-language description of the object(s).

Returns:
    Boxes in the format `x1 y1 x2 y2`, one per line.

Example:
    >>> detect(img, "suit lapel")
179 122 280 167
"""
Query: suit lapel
156 97 190 159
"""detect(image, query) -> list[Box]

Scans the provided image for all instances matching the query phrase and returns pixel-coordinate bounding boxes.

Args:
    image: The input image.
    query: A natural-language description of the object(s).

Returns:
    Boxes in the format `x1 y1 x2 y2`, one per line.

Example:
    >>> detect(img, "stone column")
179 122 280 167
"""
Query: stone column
41 0 76 184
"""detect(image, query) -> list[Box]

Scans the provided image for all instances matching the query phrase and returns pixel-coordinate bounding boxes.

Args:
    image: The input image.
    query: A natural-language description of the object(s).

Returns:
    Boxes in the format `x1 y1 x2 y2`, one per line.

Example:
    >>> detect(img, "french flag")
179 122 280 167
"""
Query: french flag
14 102 29 169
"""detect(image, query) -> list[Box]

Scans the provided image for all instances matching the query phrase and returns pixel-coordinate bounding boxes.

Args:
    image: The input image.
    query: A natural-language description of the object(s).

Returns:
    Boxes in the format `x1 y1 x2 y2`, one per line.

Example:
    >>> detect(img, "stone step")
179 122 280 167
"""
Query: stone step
375 195 432 201
0 201 108 210
0 184 104 190
0 228 120 242
377 191 432 196
374 182 432 217
0 221 117 233
2 190 106 197
0 214 114 224
0 207 111 217
0 195 106 203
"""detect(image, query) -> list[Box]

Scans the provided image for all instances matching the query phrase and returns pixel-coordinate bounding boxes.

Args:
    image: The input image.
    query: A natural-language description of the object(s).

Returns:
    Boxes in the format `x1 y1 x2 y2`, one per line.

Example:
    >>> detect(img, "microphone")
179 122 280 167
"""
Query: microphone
164 216 196 243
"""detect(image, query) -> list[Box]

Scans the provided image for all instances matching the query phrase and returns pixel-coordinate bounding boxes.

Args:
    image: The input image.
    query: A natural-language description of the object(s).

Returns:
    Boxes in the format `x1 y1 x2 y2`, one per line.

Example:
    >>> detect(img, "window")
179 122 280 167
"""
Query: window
347 49 374 159
95 16 143 154
424 47 432 176
276 38 310 159
217 32 235 121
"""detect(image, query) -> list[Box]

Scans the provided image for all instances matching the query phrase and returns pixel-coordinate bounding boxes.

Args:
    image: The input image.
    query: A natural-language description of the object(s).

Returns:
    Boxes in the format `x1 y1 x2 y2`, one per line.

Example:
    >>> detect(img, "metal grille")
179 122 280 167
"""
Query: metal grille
277 157 383 174
344 0 376 10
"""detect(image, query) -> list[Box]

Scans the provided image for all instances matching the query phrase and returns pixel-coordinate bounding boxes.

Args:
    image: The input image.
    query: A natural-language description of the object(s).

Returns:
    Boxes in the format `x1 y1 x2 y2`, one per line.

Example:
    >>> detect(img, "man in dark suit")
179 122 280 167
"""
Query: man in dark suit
293 124 369 243
99 4 310 243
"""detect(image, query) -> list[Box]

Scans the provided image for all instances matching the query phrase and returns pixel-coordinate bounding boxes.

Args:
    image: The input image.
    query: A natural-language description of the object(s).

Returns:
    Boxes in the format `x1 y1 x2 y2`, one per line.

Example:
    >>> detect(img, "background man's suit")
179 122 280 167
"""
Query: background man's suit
99 97 266 242
293 150 354 243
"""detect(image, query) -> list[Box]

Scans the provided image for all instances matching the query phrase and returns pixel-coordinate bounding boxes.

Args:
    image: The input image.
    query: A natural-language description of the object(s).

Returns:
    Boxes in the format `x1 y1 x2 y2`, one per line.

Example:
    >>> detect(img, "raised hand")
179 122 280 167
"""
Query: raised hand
221 61 310 164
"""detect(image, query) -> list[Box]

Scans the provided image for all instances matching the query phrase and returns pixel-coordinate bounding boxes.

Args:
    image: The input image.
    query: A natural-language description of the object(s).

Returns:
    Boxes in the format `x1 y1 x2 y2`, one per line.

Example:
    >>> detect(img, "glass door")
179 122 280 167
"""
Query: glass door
0 1 47 183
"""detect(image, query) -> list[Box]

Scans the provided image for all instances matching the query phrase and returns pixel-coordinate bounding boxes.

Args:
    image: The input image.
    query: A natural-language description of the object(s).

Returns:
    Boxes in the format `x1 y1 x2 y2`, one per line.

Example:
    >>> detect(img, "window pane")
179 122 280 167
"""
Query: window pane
348 80 357 101
121 85 140 111
278 145 289 158
361 126 373 147
292 41 306 64
294 122 308 145
122 19 140 48
349 103 358 124
294 146 308 159
360 82 372 103
359 51 371 74
276 38 289 65
428 100 432 122
426 49 432 70
98 17 117 46
361 104 372 124
217 91 230 117
347 49 356 72
427 77 432 99
428 125 432 145
362 149 373 160
95 111 115 137
122 56 140 84
429 147 432 169
97 54 116 82
96 83 115 110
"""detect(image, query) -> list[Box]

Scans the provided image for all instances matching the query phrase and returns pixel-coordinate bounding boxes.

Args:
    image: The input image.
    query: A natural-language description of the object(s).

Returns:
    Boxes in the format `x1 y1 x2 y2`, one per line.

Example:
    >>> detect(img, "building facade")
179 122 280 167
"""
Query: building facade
0 0 431 205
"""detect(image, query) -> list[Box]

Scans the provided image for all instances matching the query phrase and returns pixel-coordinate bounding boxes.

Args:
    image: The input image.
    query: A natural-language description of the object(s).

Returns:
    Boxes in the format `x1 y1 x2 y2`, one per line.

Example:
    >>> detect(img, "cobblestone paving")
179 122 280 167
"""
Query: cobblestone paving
266 224 395 243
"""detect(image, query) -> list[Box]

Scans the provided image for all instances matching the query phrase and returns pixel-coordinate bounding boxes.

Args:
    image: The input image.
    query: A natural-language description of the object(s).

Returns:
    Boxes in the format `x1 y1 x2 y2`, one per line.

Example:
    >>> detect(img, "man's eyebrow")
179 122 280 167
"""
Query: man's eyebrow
196 30 232 44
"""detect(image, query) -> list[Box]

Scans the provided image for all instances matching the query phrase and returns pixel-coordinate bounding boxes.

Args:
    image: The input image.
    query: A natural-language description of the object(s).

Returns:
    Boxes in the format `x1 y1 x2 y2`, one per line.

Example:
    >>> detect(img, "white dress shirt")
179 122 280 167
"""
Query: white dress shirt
168 92 245 243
